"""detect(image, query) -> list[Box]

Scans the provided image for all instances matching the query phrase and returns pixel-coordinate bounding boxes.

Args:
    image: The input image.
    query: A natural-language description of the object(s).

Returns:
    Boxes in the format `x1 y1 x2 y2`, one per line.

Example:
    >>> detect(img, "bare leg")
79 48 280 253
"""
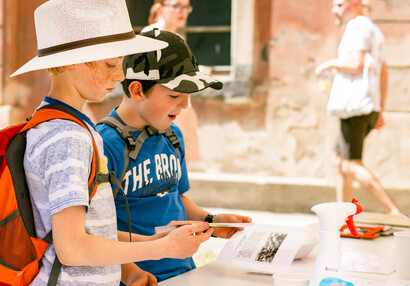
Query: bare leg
332 152 353 202
345 159 401 214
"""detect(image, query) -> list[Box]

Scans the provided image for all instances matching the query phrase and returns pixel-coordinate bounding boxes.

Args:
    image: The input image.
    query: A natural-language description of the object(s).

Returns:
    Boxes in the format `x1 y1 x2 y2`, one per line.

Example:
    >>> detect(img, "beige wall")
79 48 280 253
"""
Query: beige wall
1 0 49 128
193 0 410 193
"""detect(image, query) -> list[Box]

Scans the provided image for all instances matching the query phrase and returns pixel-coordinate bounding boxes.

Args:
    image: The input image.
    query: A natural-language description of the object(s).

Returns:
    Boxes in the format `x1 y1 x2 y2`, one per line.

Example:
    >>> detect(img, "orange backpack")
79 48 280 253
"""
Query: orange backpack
0 104 110 286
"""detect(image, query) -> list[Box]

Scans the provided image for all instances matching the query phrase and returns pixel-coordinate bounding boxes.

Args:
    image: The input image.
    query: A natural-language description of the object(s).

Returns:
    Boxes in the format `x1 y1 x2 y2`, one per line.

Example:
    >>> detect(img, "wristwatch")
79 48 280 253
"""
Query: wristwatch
204 214 215 223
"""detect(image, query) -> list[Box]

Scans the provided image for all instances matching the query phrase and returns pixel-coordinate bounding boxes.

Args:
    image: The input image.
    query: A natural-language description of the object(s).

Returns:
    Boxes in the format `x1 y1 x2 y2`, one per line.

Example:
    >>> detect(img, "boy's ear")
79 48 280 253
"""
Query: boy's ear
129 81 144 102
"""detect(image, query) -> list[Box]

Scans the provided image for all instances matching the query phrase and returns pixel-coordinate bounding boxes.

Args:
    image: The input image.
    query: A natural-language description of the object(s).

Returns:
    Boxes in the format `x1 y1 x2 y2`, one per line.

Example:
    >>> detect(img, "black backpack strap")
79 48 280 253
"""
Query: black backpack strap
98 116 136 196
47 256 62 286
40 230 62 286
163 127 180 156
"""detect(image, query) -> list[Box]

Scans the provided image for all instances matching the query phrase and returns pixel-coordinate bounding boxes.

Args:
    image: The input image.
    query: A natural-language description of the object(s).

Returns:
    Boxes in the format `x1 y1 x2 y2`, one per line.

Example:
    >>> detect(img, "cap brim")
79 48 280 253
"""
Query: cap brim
11 35 168 77
158 71 223 93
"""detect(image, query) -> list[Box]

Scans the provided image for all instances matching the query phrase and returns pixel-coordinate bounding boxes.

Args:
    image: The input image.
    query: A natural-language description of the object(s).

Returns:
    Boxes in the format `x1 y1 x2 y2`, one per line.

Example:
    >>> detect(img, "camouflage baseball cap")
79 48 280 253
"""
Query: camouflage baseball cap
123 29 223 93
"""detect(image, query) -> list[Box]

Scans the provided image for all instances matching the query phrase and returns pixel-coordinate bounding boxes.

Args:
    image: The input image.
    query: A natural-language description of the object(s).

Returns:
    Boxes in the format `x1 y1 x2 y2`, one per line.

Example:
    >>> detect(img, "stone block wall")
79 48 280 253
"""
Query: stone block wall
191 0 410 201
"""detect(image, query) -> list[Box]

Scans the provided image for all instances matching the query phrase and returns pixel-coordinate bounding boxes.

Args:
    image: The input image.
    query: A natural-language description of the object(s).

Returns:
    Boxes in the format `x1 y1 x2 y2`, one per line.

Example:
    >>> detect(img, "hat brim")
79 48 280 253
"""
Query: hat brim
157 71 223 93
11 35 168 77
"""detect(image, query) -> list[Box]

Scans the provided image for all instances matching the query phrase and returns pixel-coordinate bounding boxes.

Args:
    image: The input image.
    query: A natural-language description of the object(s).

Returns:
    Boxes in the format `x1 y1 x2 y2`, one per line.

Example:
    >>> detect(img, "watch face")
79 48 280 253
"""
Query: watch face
205 214 215 223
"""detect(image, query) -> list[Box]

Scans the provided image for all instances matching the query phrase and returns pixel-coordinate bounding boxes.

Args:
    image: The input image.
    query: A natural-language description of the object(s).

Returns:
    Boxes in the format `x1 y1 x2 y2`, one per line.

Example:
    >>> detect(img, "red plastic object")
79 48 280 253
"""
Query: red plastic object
344 198 363 237
340 225 384 239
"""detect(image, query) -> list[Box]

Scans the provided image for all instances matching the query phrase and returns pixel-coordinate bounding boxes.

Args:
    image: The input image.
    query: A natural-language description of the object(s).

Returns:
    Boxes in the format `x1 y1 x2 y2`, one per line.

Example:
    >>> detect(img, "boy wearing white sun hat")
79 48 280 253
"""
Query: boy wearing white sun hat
11 0 213 285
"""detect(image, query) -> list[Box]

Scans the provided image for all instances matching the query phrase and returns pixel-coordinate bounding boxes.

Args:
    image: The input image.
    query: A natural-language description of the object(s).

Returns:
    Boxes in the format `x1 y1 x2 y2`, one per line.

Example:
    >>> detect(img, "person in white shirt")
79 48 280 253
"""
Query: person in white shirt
315 0 401 214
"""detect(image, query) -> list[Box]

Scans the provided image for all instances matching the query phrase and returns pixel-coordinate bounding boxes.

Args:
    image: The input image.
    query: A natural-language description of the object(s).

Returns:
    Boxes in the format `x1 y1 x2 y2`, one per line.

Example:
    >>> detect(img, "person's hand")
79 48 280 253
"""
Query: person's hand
163 222 213 259
315 63 327 77
167 220 194 226
212 214 252 239
374 112 385 131
315 61 333 78
127 270 157 286
122 264 157 286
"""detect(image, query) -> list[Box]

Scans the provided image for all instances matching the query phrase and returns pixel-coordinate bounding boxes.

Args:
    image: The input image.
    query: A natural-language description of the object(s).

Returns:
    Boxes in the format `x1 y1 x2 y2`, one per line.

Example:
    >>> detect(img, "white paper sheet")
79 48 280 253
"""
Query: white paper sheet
216 224 309 274
154 223 254 234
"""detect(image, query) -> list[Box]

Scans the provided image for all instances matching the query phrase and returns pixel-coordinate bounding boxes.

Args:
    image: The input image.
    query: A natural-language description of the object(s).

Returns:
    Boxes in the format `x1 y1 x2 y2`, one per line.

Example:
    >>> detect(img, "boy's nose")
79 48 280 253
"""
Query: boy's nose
114 65 125 82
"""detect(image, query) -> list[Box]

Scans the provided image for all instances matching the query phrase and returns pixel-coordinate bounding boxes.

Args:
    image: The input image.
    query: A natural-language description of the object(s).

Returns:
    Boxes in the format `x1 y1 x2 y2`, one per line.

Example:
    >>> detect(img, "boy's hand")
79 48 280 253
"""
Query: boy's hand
167 220 195 226
164 222 213 259
122 263 157 286
212 214 252 239
127 271 157 286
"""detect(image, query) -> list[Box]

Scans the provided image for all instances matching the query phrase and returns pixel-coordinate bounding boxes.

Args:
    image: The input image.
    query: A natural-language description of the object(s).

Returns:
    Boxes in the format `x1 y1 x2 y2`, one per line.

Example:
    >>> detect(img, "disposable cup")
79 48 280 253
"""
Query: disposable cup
394 231 410 280
273 273 310 286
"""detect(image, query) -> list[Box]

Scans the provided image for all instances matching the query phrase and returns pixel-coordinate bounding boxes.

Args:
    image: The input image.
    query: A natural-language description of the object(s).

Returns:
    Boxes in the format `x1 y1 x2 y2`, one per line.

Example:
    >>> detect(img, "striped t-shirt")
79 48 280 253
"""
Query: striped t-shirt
24 104 121 285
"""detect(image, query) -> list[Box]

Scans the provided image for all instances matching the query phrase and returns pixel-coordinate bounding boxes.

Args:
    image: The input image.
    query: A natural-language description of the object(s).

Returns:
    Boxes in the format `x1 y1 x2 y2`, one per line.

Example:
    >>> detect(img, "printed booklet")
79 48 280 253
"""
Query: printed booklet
216 224 309 274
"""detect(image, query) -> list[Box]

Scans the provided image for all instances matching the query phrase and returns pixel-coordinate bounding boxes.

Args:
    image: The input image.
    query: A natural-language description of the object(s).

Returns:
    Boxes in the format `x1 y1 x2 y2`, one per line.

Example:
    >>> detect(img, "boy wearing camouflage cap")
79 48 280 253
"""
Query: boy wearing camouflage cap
97 29 252 282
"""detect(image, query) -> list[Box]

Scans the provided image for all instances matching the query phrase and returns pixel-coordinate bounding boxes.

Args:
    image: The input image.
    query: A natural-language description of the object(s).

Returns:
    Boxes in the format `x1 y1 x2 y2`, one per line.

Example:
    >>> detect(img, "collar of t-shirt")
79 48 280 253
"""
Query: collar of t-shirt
43 96 97 131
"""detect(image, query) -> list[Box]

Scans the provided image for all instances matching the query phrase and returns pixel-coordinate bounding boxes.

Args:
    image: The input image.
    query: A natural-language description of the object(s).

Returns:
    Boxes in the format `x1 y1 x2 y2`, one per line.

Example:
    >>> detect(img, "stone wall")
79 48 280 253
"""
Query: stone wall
191 0 410 198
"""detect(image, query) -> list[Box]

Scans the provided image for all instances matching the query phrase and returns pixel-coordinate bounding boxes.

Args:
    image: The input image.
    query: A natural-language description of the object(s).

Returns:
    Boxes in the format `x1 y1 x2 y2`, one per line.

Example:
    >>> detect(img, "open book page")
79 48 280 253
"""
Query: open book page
216 224 309 274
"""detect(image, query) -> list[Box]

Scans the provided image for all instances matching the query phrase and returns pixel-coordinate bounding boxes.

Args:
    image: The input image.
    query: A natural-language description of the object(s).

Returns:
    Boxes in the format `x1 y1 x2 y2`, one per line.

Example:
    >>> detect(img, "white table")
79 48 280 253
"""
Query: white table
160 234 410 285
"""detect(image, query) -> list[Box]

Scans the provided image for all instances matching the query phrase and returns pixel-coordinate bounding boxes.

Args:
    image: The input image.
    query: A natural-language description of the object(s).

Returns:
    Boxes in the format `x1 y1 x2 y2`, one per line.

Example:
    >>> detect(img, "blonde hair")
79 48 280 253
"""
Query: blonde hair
47 62 95 76
148 0 166 25
47 66 66 75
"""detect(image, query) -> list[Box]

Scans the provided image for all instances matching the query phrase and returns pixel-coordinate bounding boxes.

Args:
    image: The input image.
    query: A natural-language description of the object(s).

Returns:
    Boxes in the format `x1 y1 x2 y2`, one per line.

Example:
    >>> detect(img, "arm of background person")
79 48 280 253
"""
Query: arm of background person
374 60 388 130
180 194 252 238
51 205 212 266
315 50 366 76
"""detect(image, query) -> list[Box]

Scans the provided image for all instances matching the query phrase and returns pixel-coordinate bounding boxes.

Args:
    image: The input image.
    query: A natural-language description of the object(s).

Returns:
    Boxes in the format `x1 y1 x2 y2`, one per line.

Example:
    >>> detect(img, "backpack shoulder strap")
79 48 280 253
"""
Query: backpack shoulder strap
24 104 104 199
163 126 180 156
98 115 139 198
98 115 142 160
98 116 181 192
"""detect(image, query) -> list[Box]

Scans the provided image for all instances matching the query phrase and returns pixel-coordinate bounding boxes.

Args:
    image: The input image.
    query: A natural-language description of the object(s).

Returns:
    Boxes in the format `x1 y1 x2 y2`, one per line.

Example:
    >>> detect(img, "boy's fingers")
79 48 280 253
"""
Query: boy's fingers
197 228 214 242
188 222 209 234
148 273 157 286
168 220 193 226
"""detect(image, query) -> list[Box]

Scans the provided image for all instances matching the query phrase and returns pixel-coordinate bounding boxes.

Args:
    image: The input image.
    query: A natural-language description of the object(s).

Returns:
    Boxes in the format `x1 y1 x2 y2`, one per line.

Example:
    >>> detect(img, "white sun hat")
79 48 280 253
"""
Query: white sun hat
10 0 168 77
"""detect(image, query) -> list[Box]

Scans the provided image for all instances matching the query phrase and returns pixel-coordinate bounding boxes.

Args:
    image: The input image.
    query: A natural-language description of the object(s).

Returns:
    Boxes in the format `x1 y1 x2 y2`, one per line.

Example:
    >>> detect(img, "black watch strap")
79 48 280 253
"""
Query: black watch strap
204 214 215 223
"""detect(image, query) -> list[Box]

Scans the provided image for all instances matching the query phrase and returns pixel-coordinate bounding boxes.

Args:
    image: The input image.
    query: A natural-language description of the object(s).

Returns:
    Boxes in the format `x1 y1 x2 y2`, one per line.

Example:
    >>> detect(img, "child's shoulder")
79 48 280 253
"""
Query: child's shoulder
27 119 93 152
170 123 184 141
96 118 127 141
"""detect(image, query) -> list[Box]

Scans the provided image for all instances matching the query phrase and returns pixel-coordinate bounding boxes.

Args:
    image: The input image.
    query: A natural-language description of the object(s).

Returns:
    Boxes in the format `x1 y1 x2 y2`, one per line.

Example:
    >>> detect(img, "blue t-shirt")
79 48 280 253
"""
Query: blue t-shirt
96 108 195 282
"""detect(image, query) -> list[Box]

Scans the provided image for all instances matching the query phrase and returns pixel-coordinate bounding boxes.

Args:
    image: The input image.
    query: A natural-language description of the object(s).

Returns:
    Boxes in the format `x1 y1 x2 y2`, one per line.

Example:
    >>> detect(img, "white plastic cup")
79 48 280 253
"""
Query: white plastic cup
273 273 310 286
394 231 410 280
